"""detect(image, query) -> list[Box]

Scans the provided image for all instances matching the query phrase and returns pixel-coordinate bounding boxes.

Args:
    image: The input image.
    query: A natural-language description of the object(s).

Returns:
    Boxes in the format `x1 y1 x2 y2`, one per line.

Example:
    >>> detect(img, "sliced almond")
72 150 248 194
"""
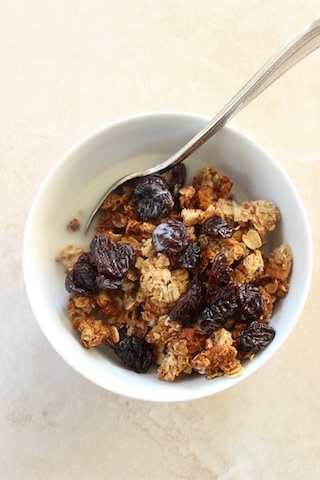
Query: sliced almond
242 229 262 250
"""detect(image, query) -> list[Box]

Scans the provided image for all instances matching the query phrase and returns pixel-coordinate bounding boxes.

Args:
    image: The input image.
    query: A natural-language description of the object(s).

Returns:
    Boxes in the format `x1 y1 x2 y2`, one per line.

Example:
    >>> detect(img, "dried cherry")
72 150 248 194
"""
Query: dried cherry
96 274 124 290
114 336 153 373
239 321 275 354
169 276 205 327
178 241 201 270
65 253 99 297
196 306 225 334
152 219 190 257
206 253 233 301
203 215 233 238
209 282 240 322
132 175 174 221
168 163 186 201
90 232 132 278
238 284 265 323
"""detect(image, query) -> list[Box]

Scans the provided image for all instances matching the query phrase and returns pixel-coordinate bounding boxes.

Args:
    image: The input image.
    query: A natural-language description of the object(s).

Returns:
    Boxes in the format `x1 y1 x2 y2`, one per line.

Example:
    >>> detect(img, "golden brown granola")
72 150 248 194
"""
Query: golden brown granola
140 253 189 308
265 243 293 282
59 164 292 382
193 166 233 199
191 329 244 379
56 244 84 271
77 317 120 348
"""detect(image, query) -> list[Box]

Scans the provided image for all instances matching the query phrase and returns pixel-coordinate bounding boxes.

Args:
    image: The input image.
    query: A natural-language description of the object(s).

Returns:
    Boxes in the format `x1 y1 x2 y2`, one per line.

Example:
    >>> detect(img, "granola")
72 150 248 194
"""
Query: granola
59 164 292 382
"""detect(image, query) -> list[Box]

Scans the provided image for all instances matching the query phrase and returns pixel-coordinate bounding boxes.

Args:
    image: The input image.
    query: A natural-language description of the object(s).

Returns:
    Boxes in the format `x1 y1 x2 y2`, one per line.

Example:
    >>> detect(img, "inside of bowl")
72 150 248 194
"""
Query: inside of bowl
24 111 313 402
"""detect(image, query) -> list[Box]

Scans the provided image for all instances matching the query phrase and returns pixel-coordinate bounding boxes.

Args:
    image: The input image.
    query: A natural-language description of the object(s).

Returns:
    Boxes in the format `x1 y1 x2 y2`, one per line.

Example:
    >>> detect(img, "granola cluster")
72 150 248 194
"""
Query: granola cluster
57 165 292 382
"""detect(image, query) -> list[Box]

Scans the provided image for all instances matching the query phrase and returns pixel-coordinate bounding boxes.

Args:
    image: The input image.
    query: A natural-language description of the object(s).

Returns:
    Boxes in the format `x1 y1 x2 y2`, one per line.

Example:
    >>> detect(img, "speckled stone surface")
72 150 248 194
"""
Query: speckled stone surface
1 1 320 479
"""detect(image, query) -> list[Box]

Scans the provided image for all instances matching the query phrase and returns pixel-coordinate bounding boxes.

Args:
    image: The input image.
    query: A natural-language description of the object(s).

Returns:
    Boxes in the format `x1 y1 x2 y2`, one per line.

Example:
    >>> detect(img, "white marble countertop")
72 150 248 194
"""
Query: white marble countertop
1 1 320 479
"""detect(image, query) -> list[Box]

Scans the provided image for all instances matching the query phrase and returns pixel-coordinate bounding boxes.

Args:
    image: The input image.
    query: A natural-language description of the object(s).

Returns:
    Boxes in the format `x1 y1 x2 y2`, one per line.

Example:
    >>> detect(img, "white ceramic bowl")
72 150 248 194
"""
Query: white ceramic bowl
23 111 313 402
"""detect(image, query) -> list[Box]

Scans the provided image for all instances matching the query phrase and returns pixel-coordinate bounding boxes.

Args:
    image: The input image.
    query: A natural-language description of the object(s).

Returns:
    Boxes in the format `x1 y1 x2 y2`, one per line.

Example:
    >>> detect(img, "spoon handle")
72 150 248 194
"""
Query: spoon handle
85 20 320 233
157 19 320 172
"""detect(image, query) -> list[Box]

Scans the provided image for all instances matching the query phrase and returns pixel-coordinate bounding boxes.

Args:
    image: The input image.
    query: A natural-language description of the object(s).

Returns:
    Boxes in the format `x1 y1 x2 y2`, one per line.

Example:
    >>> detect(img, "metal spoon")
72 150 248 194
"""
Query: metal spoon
85 19 320 233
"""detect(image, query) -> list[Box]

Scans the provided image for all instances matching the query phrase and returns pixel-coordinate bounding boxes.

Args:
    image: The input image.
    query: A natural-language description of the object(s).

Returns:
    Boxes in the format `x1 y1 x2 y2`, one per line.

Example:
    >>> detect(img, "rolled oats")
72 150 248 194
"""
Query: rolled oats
56 244 84 271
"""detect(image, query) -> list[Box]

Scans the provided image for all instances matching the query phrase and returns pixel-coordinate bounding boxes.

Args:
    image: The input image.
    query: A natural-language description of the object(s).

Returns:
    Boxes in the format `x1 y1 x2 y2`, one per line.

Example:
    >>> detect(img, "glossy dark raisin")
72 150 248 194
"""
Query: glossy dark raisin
152 219 190 257
65 253 99 297
90 232 132 278
238 284 265 323
209 282 240 322
203 215 233 238
169 276 205 327
239 321 276 354
206 253 233 302
178 242 201 270
114 336 153 373
196 306 225 334
132 175 174 221
96 274 124 290
168 163 186 200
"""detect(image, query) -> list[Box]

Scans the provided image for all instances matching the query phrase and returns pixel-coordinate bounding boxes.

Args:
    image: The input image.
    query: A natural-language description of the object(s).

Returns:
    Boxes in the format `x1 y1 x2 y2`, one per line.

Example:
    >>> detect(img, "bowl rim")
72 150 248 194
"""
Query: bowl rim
23 110 313 402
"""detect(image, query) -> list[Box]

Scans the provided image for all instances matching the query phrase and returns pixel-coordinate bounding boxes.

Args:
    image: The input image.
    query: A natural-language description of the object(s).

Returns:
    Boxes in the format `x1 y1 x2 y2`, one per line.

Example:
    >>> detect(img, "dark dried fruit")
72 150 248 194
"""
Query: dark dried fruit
209 282 240 322
206 253 233 301
239 321 275 354
203 215 233 238
114 336 153 373
96 274 124 290
90 232 132 278
238 284 265 323
65 253 99 297
132 175 174 221
168 163 186 200
196 306 225 334
152 219 190 257
169 276 205 327
178 242 201 270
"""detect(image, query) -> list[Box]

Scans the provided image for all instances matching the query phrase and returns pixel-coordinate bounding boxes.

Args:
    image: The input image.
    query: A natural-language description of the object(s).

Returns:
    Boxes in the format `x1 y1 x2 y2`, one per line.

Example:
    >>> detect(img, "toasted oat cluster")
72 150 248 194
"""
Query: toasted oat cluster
57 164 292 382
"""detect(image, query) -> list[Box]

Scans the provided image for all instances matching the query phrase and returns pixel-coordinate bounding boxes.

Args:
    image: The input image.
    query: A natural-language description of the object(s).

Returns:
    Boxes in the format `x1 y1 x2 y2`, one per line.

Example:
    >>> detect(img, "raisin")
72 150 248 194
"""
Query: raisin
209 282 240 322
96 274 124 290
169 276 205 327
65 253 99 297
196 306 225 334
152 219 190 257
203 215 233 238
238 284 265 323
178 241 201 270
206 253 233 302
114 336 153 373
90 232 132 278
168 163 186 201
132 175 174 221
239 321 276 354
